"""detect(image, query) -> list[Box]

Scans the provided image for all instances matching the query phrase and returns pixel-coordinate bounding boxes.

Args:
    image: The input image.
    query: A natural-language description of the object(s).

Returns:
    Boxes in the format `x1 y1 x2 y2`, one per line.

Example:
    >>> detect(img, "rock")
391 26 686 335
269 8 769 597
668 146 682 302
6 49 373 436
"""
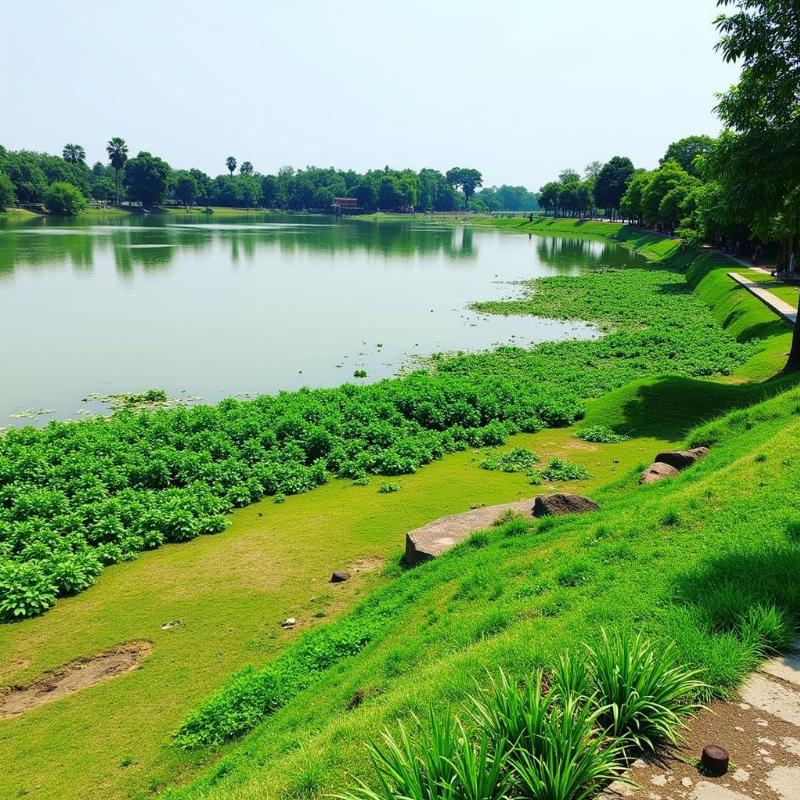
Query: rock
640 462 680 484
654 446 709 470
330 570 350 583
160 620 184 630
404 498 534 566
281 617 296 629
531 494 600 517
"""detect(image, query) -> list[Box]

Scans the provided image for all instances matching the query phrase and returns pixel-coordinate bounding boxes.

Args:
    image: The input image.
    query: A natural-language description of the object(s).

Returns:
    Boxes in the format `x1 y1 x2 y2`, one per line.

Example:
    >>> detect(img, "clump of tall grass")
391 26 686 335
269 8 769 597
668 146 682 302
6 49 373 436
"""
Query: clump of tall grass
337 633 707 799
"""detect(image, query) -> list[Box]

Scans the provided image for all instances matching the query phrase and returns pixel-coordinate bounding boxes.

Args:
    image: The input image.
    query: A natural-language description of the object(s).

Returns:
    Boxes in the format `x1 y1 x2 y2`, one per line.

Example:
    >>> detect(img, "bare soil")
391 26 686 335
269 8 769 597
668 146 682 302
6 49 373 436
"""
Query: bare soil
0 640 153 718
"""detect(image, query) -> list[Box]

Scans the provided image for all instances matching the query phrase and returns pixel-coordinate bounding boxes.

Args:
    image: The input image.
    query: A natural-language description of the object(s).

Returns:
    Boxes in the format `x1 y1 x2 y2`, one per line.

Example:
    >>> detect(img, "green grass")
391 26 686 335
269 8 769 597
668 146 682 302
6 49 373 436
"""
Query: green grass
0 207 40 222
162 382 800 800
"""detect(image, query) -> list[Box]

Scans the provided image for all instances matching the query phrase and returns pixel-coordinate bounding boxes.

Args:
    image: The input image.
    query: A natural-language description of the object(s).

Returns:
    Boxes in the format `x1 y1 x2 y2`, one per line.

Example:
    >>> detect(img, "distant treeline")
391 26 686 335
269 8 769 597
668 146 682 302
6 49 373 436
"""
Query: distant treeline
0 145 538 214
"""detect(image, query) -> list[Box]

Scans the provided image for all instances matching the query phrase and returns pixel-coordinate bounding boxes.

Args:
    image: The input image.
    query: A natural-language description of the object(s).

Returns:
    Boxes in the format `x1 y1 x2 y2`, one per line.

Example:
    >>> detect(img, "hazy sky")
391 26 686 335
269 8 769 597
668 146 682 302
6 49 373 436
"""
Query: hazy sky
1 0 738 189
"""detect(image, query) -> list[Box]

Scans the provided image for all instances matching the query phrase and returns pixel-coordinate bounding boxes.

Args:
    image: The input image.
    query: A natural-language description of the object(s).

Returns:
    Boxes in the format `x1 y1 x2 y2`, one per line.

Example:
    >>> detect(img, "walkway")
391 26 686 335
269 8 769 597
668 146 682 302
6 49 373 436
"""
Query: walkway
602 637 800 800
728 272 797 325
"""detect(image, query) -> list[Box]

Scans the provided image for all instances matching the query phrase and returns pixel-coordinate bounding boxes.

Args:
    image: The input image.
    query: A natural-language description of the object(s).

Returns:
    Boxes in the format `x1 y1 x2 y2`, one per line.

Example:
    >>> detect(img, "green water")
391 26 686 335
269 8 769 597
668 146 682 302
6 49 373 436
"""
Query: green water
0 214 644 426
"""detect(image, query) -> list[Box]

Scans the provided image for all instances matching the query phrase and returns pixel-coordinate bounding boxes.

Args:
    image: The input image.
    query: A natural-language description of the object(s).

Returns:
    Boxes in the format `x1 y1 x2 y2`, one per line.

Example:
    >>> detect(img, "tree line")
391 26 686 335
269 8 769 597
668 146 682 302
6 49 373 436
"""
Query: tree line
0 144 539 215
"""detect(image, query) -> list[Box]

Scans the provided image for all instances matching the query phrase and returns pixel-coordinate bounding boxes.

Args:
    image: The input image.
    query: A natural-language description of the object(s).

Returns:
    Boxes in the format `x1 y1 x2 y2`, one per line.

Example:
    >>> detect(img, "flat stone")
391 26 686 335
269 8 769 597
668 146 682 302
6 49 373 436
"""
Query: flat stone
640 462 680 484
404 498 534 566
766 766 800 800
654 447 710 470
760 643 800 687
741 674 800 726
780 736 800 755
531 493 599 517
690 782 752 800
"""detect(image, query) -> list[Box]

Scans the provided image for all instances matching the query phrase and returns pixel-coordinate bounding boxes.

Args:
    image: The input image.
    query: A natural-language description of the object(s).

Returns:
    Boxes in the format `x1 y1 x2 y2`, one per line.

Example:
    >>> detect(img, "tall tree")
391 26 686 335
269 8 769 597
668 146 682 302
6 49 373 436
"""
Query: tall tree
660 136 715 177
445 167 483 210
226 156 237 176
123 151 171 207
714 0 800 370
62 144 86 165
106 137 128 205
594 156 635 219
239 161 254 176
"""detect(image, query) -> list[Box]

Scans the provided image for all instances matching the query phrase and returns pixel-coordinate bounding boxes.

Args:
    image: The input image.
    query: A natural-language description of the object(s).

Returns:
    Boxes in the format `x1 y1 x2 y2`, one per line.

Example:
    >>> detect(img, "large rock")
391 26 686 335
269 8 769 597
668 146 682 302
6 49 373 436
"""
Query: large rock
640 462 679 484
330 570 350 583
405 498 534 566
531 493 599 518
654 447 709 470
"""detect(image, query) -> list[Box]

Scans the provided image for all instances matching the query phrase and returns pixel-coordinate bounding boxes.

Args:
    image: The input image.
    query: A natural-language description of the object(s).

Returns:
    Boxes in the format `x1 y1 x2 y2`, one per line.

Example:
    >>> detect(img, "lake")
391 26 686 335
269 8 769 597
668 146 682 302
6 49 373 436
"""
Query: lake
0 214 642 426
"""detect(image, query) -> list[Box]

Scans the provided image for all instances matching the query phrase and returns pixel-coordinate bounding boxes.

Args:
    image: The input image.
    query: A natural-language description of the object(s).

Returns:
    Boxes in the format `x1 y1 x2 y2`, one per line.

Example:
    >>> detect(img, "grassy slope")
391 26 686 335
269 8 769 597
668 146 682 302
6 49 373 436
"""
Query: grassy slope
0 217 794 800
165 380 800 800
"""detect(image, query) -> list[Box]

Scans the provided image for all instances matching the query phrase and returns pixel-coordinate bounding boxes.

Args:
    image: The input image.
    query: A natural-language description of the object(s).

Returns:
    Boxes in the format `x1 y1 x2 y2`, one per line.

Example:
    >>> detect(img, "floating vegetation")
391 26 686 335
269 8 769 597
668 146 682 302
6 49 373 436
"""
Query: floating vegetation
9 408 54 419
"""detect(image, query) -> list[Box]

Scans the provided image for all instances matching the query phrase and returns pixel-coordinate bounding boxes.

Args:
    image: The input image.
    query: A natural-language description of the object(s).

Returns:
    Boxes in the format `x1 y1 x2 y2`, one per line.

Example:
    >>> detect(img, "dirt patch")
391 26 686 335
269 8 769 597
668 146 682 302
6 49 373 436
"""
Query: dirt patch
0 641 153 719
350 556 385 573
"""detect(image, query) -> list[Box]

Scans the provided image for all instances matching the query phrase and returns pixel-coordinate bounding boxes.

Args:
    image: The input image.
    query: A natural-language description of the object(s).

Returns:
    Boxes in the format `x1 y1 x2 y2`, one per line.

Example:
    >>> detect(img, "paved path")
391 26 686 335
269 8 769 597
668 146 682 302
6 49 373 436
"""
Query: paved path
602 637 800 800
728 272 797 325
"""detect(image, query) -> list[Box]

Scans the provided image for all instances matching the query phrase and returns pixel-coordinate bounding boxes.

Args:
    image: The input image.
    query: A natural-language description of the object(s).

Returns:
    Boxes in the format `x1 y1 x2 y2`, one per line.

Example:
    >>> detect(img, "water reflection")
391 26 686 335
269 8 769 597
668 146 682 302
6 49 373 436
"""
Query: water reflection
0 215 482 277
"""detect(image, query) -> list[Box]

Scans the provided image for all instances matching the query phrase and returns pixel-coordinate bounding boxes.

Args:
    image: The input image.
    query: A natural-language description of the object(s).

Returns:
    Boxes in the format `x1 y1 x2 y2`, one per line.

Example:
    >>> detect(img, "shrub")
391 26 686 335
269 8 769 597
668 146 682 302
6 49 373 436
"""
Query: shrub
575 425 630 444
0 559 58 620
377 482 401 494
480 447 540 473
44 181 87 215
587 631 705 752
739 604 795 656
541 458 590 482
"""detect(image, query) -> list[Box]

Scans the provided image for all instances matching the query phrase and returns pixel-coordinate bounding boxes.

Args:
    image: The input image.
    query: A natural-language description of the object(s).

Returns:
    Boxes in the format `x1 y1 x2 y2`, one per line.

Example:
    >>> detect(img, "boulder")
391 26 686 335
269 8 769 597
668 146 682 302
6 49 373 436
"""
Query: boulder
404 498 535 566
654 447 709 470
531 493 600 517
281 617 296 629
330 570 350 583
640 462 679 484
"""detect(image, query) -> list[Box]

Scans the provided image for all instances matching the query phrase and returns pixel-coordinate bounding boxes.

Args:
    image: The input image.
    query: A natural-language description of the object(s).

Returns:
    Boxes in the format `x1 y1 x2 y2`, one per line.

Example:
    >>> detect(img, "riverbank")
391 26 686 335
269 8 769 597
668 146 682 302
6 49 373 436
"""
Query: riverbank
0 218 796 799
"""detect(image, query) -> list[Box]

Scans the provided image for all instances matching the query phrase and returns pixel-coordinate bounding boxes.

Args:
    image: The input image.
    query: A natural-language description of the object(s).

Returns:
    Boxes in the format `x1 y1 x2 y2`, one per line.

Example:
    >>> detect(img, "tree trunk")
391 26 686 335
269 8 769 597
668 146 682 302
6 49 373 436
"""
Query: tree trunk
785 293 800 373
114 170 119 206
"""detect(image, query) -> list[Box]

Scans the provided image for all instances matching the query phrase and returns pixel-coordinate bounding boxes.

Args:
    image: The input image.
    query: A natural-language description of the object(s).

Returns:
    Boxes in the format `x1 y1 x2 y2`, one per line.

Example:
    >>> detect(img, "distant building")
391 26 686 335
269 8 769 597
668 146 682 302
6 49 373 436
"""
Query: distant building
331 197 360 215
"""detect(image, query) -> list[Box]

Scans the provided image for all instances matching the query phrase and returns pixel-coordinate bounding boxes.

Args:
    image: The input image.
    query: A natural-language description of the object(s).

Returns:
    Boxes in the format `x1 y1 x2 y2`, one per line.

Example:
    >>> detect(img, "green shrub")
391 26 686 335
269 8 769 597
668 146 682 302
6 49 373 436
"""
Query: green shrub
377 482 401 494
587 631 705 752
739 604 796 656
480 447 540 473
44 181 87 215
541 458 590 482
575 425 630 443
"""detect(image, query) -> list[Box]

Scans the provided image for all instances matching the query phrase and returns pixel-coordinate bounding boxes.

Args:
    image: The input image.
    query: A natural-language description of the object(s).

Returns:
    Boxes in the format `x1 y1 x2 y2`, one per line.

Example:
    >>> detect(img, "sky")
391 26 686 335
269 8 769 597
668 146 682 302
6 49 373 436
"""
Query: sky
0 0 740 189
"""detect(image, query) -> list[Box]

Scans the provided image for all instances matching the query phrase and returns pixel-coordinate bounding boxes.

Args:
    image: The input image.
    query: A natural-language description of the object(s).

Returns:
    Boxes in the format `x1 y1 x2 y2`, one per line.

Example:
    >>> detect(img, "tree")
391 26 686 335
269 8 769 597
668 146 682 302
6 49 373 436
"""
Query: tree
62 144 86 165
173 171 198 206
106 137 128 205
226 156 237 176
45 181 87 215
239 161 254 176
1 152 48 203
584 161 603 180
619 170 651 225
640 161 698 231
713 0 800 368
660 136 715 177
539 181 560 217
594 156 635 219
445 167 483 210
353 179 378 212
0 171 16 209
124 151 171 207
377 174 403 210
558 168 580 184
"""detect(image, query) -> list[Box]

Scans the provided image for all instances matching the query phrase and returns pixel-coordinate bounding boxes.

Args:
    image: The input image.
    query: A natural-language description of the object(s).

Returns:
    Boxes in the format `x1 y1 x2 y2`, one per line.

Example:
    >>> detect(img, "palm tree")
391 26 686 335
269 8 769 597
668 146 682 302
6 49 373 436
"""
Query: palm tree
62 143 86 164
106 137 129 206
226 156 237 176
240 161 254 176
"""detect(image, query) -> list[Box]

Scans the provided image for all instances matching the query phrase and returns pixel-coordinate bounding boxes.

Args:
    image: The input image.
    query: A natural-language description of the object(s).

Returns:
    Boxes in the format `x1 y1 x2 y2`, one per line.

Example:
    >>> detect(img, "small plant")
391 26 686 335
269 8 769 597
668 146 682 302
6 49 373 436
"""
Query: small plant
274 493 287 504
351 476 370 486
739 603 795 655
377 482 401 494
353 369 367 378
541 458 590 482
587 630 705 752
480 447 540 473
492 508 524 527
575 425 630 444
